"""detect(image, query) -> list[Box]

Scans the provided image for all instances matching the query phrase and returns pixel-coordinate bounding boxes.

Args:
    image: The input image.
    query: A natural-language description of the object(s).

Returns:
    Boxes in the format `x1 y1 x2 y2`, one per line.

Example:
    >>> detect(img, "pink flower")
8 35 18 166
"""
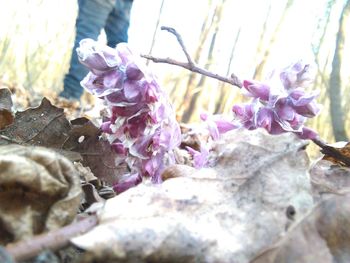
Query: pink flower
113 173 142 194
200 113 239 140
242 80 270 100
234 61 321 139
78 39 181 192
186 145 210 169
77 39 121 76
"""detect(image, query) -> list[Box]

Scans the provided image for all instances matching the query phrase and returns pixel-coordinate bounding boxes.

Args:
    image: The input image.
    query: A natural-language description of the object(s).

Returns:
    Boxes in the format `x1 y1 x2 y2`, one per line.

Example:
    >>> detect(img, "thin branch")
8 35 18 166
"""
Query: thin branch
5 214 98 262
161 26 195 66
141 26 242 89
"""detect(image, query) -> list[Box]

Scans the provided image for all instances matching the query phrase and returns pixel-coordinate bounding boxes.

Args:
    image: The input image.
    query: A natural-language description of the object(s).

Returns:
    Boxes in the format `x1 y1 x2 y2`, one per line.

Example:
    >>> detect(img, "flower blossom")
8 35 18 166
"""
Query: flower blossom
77 39 181 192
200 113 239 140
186 145 210 169
233 61 321 139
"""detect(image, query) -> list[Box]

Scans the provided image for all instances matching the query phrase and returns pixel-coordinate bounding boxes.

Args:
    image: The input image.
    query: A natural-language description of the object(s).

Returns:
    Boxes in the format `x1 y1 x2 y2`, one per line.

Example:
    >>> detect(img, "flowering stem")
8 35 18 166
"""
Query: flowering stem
5 215 98 262
143 27 350 167
141 26 242 88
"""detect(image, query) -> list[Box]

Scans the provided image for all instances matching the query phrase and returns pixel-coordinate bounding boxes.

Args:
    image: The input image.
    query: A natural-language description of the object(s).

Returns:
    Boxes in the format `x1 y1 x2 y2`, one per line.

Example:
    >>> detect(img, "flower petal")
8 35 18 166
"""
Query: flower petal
77 38 120 75
243 80 270 101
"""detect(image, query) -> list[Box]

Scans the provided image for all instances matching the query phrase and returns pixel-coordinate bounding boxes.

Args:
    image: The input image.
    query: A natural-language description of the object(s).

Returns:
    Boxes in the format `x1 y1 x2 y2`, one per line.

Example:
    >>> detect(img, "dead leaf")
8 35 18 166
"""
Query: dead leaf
0 145 82 245
310 159 350 200
72 129 314 263
0 89 14 130
0 97 127 185
82 183 105 206
251 192 350 263
0 98 71 148
321 141 350 167
79 138 128 185
74 162 98 184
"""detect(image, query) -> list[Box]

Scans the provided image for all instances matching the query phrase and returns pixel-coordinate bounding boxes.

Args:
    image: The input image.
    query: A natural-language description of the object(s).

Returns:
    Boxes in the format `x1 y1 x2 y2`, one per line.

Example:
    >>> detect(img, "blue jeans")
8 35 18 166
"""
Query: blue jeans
61 0 133 99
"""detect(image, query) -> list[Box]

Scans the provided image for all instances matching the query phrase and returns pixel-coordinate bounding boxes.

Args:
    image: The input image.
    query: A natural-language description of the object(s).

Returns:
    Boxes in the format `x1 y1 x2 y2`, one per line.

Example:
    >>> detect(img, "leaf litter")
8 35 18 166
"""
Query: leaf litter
0 80 350 263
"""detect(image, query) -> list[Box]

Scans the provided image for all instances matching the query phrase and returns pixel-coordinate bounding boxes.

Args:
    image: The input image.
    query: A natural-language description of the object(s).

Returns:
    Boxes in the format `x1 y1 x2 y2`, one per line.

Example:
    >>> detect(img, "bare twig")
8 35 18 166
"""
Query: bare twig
141 26 242 89
5 214 98 262
161 26 195 66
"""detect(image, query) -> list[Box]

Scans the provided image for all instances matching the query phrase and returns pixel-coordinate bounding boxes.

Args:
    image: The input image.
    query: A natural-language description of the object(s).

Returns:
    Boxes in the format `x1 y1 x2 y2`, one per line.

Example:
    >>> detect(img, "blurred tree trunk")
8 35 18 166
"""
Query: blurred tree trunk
214 28 241 114
181 0 225 122
252 3 272 74
253 0 294 80
312 0 335 87
182 15 220 122
172 1 213 117
329 0 350 141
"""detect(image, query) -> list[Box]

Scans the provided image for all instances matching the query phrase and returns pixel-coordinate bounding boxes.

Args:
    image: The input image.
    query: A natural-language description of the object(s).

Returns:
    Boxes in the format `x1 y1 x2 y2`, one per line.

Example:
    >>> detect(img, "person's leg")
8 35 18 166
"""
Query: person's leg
104 0 133 48
61 0 115 99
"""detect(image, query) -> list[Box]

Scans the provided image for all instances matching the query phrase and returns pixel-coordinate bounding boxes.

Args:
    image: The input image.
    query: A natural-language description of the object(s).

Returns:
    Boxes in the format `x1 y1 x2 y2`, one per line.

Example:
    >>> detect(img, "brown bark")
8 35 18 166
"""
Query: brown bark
329 0 350 141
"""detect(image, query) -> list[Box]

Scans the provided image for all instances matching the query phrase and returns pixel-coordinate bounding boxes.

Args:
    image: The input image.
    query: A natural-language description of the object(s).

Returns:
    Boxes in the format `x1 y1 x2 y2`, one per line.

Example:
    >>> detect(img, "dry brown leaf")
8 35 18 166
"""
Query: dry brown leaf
72 129 314 263
79 138 128 185
0 145 82 245
321 141 350 167
74 162 98 183
67 119 128 185
0 98 71 147
0 97 127 185
251 192 350 263
311 159 350 200
0 88 14 130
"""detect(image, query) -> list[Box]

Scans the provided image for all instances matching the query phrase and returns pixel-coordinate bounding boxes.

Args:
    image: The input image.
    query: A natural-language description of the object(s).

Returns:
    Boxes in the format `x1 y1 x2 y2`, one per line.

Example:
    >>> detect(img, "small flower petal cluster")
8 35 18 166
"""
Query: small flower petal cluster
200 113 239 140
186 145 210 169
233 61 321 139
77 39 181 192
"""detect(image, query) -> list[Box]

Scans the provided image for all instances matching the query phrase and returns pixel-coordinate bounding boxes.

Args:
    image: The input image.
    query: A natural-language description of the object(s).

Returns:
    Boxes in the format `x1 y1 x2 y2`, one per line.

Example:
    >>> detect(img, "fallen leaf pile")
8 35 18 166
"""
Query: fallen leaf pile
1 87 350 263
72 129 314 262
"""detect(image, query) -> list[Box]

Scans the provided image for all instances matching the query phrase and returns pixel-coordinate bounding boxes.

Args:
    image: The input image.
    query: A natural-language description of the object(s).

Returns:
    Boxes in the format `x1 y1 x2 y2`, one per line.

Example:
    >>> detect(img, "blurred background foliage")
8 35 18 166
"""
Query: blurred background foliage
0 0 349 144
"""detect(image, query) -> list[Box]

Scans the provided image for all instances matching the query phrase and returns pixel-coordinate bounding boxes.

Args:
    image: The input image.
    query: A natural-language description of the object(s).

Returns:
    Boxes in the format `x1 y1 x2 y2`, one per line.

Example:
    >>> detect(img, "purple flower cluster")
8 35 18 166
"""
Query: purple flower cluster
191 61 321 168
233 61 321 139
77 39 181 192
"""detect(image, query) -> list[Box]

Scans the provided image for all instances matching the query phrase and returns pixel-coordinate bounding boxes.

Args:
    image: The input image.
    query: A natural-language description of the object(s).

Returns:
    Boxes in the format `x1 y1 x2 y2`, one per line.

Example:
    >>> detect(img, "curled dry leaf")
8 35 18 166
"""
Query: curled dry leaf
72 129 313 263
0 89 14 130
0 145 82 245
251 192 350 263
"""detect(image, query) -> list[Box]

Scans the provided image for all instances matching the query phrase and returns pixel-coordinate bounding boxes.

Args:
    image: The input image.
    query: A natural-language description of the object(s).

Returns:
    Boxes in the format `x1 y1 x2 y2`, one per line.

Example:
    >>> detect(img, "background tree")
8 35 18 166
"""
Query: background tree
328 0 349 141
